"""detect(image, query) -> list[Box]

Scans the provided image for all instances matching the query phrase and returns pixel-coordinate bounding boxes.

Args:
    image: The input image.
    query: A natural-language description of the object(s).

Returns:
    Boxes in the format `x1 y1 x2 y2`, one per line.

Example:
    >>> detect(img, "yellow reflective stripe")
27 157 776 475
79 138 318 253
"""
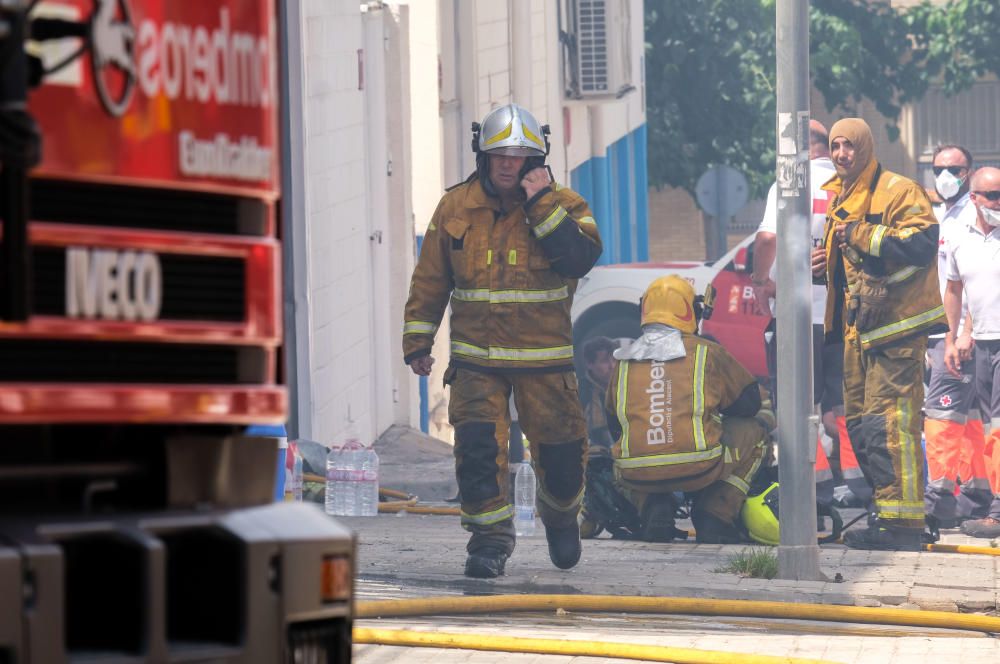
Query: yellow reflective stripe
450 341 574 362
898 397 917 505
403 321 438 335
887 266 919 284
869 225 889 257
508 249 517 265
615 445 724 470
859 305 945 345
534 206 568 239
460 504 514 526
692 345 708 451
722 442 764 495
538 485 584 512
578 216 597 225
483 121 513 146
874 500 924 520
521 123 545 149
452 287 569 304
487 249 493 265
617 361 631 458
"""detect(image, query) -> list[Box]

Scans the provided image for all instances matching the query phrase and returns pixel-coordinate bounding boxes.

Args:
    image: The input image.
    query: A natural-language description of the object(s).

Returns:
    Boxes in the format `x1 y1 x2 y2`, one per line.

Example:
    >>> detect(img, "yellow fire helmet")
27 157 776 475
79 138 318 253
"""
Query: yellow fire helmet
640 274 698 333
741 482 780 546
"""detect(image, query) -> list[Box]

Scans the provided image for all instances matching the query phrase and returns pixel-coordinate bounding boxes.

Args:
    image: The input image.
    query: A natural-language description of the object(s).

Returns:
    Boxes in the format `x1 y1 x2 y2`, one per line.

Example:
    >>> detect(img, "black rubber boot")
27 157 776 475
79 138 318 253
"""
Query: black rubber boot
545 522 582 570
691 510 743 544
464 547 508 578
640 494 679 543
843 519 921 551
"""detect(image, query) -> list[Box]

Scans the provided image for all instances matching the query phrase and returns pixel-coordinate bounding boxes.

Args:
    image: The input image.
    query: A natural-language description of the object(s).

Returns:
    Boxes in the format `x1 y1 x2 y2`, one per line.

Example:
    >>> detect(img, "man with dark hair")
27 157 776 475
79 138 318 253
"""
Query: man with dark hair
923 144 992 528
581 336 618 454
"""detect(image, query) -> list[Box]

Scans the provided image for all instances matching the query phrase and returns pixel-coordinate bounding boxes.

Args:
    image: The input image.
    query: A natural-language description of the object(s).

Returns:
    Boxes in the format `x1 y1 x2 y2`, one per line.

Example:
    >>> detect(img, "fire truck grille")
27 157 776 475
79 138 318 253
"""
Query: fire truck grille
30 179 265 236
0 340 258 383
33 248 246 322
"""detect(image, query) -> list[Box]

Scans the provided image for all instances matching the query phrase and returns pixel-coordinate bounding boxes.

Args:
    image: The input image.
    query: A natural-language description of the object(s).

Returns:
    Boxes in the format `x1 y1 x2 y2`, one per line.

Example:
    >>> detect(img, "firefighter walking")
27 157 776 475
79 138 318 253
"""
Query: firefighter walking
604 276 771 543
402 104 602 578
812 118 945 550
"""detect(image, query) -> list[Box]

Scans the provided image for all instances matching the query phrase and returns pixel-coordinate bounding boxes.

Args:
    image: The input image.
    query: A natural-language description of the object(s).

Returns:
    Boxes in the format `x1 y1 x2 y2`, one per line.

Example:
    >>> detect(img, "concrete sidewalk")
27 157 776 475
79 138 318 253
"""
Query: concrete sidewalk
361 425 999 613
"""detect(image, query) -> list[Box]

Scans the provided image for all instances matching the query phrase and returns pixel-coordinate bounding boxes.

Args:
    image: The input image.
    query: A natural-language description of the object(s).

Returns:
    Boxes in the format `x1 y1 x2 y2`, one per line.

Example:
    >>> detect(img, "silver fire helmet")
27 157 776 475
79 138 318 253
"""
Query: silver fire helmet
473 104 548 157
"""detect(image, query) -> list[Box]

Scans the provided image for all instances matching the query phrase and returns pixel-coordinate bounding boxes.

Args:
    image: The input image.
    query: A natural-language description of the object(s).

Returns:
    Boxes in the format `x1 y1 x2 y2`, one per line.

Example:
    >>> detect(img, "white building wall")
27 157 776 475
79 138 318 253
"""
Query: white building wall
398 0 646 441
298 0 373 447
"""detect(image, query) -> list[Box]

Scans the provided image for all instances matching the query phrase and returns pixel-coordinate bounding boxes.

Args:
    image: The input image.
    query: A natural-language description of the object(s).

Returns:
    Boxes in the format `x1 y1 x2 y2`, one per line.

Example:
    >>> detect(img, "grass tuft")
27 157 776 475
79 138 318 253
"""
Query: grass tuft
713 546 778 579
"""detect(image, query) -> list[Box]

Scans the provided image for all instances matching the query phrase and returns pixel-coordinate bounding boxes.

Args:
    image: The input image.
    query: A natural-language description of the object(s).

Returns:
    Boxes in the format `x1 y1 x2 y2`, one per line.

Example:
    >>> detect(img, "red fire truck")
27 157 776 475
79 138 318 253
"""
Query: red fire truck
0 2 353 662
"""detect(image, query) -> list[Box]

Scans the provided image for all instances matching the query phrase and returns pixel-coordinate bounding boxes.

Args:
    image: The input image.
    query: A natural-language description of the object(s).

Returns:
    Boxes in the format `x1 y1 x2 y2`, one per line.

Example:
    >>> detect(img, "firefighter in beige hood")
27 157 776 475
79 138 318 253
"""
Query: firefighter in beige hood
812 118 944 550
603 275 772 543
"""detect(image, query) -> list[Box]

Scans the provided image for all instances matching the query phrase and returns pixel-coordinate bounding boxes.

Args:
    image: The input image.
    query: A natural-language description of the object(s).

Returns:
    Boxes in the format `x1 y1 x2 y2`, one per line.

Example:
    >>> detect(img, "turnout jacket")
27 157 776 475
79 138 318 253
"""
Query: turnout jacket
403 177 602 372
604 333 761 484
820 161 945 349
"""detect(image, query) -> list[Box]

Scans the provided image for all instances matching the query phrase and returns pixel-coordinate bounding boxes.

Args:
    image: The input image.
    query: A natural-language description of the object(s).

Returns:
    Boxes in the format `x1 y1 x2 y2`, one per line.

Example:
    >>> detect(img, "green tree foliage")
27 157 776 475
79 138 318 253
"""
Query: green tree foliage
645 0 1000 196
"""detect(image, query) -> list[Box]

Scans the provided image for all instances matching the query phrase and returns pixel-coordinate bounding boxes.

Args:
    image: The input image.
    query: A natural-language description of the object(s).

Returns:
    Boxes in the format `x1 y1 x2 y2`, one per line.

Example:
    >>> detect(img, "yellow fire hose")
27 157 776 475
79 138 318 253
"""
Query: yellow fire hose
353 626 833 664
356 594 1000 634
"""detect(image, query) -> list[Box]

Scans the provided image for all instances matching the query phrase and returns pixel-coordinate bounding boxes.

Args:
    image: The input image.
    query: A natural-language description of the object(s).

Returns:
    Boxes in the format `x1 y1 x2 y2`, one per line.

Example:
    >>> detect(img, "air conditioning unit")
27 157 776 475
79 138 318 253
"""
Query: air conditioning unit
568 0 632 99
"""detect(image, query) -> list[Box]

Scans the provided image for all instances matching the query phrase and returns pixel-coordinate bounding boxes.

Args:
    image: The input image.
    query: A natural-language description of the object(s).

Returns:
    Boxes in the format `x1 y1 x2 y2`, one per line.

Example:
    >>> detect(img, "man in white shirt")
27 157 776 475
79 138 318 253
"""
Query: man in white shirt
751 120 870 508
944 166 1000 538
923 146 992 529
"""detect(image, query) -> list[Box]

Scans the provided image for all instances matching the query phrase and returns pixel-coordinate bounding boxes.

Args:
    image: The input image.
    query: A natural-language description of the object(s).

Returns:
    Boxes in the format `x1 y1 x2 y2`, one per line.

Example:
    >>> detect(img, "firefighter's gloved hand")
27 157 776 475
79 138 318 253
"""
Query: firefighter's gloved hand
754 408 776 433
856 276 890 332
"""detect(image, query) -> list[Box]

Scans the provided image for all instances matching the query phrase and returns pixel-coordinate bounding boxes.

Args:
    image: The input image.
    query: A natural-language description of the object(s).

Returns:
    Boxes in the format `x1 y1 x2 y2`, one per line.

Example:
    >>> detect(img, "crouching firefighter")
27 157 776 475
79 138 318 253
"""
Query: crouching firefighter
599 275 773 543
402 103 602 578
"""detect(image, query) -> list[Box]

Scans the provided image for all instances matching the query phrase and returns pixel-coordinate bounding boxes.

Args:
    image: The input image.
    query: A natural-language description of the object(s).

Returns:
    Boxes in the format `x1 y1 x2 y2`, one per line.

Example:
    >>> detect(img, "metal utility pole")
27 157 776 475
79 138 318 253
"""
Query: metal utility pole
775 0 822 580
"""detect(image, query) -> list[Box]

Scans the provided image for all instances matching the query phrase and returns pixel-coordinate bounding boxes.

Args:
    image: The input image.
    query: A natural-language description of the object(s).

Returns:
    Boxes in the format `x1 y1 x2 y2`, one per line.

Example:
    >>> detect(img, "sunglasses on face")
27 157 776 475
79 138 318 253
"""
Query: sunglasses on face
973 190 1000 202
932 165 967 176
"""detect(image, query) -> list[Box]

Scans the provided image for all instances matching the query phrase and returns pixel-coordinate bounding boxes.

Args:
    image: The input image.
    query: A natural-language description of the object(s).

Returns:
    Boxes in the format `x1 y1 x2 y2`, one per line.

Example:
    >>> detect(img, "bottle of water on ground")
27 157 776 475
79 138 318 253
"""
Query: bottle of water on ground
514 450 537 536
325 425 379 516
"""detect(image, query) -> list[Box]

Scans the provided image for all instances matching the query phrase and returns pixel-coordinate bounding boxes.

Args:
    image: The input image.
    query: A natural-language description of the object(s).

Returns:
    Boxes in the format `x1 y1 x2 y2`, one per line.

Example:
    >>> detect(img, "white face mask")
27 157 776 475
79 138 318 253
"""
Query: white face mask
980 205 1000 227
935 169 964 200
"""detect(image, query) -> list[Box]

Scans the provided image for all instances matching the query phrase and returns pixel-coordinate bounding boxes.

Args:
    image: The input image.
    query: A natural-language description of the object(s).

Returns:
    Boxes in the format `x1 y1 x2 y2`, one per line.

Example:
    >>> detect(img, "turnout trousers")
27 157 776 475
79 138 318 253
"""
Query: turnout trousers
843 326 927 530
615 417 768 525
445 366 587 556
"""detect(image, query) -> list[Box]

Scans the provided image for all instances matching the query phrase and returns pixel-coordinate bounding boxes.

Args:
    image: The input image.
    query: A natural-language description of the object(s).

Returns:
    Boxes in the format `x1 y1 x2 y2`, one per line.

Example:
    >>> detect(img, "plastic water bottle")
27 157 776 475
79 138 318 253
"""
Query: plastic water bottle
325 426 379 516
357 444 380 516
285 442 304 502
514 455 536 536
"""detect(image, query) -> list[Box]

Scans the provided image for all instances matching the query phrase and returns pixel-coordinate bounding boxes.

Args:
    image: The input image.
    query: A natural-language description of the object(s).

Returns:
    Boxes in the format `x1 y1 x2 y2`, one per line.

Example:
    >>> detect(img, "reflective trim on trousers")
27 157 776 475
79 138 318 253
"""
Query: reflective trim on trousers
450 341 575 362
927 477 957 492
722 442 764 496
692 345 708 451
452 286 569 304
615 445 723 469
403 321 438 335
538 485 584 512
858 305 945 345
991 418 1000 432
925 409 968 423
533 206 568 239
899 397 920 506
874 500 924 520
460 503 514 527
